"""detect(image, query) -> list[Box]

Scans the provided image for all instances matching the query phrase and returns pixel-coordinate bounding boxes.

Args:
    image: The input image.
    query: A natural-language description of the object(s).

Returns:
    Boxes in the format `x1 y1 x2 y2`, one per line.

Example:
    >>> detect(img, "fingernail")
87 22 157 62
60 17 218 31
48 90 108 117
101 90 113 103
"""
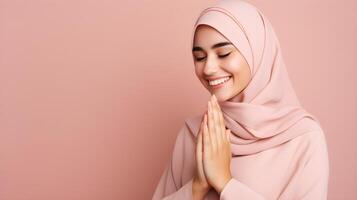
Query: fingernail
213 94 216 101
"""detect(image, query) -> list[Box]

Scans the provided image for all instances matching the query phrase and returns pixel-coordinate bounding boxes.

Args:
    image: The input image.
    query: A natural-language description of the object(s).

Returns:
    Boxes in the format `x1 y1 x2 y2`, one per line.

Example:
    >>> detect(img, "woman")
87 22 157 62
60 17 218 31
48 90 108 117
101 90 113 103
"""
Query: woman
152 0 329 199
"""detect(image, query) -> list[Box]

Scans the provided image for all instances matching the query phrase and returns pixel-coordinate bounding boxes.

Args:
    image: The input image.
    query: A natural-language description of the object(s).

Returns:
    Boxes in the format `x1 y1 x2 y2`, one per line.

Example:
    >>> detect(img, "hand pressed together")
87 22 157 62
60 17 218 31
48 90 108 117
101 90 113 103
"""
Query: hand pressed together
193 95 233 198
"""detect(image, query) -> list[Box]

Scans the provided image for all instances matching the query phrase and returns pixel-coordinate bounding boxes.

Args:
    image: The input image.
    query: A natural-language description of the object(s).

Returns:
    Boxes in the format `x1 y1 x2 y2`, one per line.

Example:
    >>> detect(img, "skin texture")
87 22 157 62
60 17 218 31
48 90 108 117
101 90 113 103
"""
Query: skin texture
191 25 252 199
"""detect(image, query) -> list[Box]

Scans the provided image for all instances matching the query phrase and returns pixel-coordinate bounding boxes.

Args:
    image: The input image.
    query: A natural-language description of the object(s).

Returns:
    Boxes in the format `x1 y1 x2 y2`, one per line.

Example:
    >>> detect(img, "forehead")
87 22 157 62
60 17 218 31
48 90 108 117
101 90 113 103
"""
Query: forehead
193 25 230 47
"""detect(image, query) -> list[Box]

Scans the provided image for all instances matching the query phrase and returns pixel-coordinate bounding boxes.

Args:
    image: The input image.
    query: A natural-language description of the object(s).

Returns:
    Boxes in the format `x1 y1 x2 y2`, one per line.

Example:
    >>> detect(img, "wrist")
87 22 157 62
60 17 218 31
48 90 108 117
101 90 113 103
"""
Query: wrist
192 179 209 199
214 175 232 194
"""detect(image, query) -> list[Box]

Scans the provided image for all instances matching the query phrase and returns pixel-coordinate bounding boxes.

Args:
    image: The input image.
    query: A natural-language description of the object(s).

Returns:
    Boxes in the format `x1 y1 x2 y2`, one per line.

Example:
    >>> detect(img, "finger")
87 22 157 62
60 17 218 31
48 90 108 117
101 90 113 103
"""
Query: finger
196 123 202 159
211 97 223 147
197 116 204 145
196 123 204 175
215 98 227 142
202 114 211 156
208 101 217 153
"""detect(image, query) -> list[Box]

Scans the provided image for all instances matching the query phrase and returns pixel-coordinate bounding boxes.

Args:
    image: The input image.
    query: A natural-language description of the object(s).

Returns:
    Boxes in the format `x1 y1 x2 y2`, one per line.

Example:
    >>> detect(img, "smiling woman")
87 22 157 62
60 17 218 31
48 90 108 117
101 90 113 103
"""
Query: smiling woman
192 25 252 102
152 0 329 199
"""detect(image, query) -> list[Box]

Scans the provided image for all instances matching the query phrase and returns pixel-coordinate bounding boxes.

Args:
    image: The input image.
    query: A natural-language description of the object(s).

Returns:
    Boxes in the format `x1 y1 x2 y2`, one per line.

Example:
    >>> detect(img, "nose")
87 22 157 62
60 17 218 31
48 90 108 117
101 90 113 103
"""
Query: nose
203 55 219 76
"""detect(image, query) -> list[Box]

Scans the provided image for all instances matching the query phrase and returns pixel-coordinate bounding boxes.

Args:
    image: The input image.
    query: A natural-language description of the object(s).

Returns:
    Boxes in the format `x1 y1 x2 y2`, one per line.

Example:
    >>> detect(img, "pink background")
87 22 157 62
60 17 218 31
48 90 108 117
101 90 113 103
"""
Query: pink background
0 0 356 199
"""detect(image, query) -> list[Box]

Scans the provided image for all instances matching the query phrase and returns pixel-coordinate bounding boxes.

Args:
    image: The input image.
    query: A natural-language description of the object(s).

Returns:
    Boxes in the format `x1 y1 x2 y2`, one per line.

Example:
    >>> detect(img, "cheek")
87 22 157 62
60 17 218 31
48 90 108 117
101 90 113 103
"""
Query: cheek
227 59 252 89
224 58 243 76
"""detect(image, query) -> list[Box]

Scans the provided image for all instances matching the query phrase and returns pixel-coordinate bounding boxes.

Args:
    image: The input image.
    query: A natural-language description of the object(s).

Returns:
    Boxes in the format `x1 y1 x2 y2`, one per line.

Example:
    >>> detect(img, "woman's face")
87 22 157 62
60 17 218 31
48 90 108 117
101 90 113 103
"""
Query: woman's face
192 25 252 102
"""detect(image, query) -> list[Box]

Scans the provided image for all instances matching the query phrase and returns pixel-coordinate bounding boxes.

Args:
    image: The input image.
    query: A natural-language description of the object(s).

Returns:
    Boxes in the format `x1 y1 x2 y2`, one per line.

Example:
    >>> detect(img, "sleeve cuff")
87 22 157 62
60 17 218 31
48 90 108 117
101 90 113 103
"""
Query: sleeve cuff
220 178 265 200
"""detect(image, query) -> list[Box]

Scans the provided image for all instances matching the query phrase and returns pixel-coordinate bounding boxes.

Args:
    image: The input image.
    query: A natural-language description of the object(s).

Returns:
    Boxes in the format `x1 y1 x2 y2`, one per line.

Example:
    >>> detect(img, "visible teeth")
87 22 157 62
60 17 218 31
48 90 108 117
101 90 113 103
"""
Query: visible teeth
209 77 230 86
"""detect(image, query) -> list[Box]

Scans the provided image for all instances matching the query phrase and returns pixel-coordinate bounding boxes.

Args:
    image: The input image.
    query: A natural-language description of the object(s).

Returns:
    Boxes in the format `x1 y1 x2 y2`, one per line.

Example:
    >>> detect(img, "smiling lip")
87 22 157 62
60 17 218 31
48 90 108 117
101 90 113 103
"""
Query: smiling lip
206 76 231 81
209 76 231 89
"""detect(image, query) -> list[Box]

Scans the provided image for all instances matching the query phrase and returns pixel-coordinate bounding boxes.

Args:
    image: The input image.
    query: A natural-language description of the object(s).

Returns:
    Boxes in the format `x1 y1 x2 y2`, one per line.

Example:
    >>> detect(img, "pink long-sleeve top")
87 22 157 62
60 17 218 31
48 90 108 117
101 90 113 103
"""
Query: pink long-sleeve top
152 123 329 200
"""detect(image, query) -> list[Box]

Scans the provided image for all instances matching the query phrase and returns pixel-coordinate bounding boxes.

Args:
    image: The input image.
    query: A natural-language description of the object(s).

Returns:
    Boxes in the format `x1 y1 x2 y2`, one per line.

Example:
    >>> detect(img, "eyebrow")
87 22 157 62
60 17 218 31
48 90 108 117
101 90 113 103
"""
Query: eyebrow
192 42 233 52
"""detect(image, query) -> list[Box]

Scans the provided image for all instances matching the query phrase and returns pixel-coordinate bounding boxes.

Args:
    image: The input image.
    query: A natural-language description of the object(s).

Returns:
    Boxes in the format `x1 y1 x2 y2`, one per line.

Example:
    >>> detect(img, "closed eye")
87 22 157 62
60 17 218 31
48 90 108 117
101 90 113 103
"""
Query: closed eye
195 57 205 61
218 52 231 58
194 52 232 62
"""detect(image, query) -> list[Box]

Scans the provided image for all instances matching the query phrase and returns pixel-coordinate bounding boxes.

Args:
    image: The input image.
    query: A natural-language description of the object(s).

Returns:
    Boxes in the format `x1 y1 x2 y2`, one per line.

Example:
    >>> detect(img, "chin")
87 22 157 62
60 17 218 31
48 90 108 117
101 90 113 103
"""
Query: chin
212 92 232 102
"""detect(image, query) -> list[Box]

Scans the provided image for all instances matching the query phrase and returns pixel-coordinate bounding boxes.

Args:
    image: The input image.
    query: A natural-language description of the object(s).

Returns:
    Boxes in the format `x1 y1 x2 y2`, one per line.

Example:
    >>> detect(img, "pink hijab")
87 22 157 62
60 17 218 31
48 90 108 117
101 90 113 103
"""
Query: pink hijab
185 0 322 156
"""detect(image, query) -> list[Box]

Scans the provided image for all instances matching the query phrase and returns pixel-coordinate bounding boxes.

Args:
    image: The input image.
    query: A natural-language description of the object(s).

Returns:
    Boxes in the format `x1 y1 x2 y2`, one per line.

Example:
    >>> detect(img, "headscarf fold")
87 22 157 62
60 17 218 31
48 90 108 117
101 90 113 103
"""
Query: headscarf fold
185 0 322 156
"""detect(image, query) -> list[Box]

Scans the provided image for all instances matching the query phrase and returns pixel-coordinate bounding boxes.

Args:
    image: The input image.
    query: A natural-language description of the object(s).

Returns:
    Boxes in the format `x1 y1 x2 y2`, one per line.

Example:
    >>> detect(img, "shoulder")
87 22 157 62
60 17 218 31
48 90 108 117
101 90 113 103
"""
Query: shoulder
276 129 329 171
287 128 327 149
175 121 196 144
291 129 329 169
183 114 204 138
171 119 197 158
293 130 330 198
296 130 328 153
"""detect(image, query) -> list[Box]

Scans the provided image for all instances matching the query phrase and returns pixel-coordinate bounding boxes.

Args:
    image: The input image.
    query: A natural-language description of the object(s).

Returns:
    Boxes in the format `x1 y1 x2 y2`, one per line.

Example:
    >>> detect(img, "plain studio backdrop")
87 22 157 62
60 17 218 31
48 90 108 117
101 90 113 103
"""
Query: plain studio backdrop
0 0 356 199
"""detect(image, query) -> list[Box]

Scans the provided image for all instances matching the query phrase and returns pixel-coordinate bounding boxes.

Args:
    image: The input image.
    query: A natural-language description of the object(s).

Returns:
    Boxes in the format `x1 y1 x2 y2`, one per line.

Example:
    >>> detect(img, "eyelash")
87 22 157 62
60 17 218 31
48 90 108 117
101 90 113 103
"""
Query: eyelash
195 52 231 62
